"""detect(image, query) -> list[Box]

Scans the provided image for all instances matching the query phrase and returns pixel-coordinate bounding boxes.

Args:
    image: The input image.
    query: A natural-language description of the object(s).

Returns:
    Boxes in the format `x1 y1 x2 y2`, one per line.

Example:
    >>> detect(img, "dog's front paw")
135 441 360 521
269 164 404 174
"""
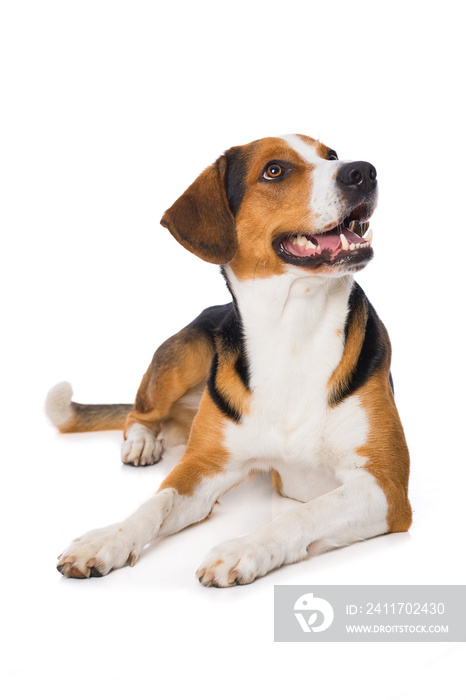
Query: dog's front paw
121 423 163 466
57 523 141 578
196 537 271 587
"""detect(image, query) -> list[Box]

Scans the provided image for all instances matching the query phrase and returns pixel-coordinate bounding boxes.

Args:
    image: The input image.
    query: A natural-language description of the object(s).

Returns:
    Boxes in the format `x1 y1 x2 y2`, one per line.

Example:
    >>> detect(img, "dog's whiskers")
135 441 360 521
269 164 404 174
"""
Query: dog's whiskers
252 257 263 286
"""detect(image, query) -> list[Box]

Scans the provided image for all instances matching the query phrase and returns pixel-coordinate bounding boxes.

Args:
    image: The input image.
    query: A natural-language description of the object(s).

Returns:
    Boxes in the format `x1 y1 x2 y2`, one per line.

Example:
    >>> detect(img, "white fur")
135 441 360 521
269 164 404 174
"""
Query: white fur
58 471 251 577
197 470 387 586
57 490 176 576
282 134 351 233
222 271 353 482
45 381 74 428
281 133 323 165
121 422 164 466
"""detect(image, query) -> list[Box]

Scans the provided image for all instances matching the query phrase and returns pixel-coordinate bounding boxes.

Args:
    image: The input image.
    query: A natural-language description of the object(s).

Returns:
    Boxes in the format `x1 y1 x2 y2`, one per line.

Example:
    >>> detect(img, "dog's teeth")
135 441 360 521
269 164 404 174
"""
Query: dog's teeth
298 234 307 246
349 244 356 251
363 228 373 243
340 233 349 251
305 239 316 250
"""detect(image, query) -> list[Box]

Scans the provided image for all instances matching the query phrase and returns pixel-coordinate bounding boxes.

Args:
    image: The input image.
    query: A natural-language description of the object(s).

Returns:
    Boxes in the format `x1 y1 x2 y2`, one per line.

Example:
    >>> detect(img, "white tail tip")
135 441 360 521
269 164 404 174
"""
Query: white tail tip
45 381 74 428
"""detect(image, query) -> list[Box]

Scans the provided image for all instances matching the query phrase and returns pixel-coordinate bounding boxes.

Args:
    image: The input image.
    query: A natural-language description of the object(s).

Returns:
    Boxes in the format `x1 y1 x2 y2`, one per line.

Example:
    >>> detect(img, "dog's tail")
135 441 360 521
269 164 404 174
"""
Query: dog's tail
46 382 133 433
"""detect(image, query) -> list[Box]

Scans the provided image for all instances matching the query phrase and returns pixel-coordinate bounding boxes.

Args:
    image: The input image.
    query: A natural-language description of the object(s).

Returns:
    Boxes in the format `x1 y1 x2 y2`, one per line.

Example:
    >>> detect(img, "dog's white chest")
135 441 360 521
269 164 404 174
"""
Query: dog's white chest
224 271 368 501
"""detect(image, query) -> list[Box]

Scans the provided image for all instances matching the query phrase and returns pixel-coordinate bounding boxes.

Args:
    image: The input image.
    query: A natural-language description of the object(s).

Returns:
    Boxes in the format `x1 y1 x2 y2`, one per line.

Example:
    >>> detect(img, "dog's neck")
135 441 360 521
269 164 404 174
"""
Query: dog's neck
223 267 355 399
224 267 354 340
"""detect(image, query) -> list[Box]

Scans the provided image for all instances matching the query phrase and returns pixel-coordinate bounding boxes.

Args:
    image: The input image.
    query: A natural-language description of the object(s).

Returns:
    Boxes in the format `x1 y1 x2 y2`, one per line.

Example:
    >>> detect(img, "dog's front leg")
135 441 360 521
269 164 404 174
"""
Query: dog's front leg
57 463 246 579
57 390 246 578
56 488 177 577
197 469 390 587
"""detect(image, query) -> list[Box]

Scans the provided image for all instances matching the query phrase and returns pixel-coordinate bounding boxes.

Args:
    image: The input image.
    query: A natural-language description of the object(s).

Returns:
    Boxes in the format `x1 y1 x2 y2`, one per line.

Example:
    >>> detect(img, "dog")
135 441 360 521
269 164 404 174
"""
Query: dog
48 134 412 586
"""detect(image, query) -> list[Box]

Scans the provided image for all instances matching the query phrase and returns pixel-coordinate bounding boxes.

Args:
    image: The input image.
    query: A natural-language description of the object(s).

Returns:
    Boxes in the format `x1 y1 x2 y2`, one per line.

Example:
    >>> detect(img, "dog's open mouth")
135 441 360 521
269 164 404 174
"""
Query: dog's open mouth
273 216 374 270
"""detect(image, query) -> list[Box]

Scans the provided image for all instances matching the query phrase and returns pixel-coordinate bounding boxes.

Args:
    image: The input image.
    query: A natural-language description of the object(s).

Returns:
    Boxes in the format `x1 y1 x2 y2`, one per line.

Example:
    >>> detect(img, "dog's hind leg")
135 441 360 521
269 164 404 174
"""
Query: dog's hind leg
121 329 214 465
121 305 230 466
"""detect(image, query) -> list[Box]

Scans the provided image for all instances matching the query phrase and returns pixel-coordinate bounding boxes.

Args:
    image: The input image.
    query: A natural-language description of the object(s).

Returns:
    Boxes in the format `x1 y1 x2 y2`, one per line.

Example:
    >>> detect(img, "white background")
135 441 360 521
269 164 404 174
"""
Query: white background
1 1 465 698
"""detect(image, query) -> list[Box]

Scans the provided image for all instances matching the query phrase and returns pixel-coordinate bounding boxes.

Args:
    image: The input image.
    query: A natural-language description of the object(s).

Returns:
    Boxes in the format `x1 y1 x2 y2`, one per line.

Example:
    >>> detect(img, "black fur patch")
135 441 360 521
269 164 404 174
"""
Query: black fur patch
205 300 250 422
224 146 249 215
187 303 233 338
207 353 242 423
389 371 395 395
234 353 250 391
215 306 250 387
139 303 232 395
335 282 390 404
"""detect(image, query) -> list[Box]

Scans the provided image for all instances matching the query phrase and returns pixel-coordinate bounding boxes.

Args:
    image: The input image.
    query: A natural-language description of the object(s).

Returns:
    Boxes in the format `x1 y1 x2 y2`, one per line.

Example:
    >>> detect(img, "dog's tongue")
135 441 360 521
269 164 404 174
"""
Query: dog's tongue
317 232 343 250
283 227 358 258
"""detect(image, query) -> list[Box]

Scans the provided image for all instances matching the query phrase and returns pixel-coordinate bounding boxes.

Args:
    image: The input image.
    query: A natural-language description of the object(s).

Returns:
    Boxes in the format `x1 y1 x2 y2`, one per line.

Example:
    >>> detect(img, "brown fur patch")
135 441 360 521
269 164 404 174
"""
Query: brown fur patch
228 137 319 280
271 469 283 495
125 327 215 437
215 355 251 417
158 390 229 496
357 372 412 532
159 384 206 445
314 140 333 159
161 158 237 264
327 296 368 405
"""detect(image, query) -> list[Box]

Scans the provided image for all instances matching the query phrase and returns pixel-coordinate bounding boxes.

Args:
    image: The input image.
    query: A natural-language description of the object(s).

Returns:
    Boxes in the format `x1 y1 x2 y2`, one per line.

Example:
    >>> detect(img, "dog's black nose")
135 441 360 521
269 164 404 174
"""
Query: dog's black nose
337 161 377 193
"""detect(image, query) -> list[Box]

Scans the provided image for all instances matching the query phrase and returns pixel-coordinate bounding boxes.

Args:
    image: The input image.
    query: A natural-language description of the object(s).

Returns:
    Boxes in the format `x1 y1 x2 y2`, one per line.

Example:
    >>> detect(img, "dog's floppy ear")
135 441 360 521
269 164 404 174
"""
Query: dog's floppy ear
160 155 237 264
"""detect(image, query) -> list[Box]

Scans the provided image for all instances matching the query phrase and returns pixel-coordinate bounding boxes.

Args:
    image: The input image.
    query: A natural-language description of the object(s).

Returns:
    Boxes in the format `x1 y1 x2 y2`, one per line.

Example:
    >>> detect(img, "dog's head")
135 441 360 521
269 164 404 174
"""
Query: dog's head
161 134 377 279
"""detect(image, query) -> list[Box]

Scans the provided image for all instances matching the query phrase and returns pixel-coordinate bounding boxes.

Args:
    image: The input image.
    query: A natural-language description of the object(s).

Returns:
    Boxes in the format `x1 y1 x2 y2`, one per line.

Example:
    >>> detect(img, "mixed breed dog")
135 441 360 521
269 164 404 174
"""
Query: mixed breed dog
48 134 411 586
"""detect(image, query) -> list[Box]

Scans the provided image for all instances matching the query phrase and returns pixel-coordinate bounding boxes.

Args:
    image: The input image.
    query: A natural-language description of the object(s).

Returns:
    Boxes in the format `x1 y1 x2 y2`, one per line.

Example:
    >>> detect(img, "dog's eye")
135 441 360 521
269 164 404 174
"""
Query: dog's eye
263 163 284 180
327 150 338 161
